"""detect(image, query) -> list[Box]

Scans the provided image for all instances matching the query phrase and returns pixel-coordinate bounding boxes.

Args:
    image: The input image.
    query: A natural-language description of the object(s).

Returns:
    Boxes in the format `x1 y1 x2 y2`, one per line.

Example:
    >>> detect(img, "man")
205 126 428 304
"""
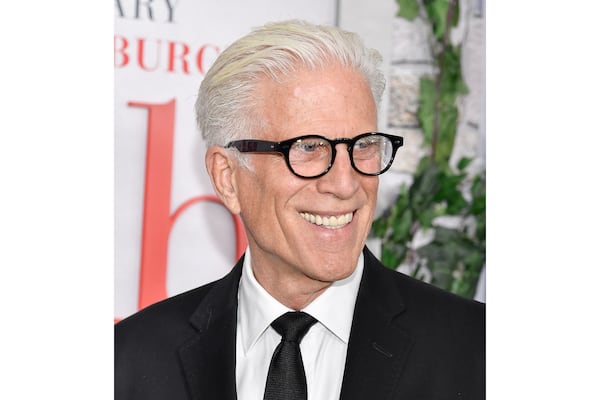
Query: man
115 20 485 400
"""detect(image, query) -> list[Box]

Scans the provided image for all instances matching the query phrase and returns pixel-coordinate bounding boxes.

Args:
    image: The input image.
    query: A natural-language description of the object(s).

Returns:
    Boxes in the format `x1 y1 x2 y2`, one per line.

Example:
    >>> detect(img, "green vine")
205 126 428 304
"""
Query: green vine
371 0 486 299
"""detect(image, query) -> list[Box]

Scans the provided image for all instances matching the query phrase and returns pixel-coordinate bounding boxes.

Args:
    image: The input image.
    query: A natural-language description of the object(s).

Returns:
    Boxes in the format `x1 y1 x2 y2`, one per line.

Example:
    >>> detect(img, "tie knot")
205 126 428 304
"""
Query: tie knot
271 311 317 343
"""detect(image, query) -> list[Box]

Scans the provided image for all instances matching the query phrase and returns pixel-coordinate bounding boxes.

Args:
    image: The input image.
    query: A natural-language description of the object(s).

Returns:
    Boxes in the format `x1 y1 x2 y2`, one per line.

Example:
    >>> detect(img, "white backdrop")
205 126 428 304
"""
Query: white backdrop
115 0 337 320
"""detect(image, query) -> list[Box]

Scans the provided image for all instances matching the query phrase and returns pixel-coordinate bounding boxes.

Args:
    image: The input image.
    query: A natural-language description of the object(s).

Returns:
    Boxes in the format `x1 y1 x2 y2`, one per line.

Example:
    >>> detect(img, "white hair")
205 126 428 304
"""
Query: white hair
195 19 385 148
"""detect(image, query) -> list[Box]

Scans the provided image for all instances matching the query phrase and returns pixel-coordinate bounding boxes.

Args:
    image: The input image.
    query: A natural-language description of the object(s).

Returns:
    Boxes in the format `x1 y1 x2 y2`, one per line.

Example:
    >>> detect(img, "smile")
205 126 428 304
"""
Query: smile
299 211 354 229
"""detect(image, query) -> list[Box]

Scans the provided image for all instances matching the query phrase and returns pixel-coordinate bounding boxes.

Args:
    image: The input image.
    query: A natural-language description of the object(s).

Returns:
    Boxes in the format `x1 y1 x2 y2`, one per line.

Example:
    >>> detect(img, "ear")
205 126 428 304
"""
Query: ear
205 146 242 215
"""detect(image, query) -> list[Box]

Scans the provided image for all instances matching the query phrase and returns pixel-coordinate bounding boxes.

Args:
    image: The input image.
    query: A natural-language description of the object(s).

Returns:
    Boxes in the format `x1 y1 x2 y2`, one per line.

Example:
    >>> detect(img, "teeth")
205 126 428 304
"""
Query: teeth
300 212 353 229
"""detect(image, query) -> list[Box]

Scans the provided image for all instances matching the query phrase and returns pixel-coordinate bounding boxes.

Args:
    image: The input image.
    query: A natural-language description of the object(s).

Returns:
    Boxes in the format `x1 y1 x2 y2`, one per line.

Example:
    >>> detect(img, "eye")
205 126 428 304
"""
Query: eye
293 138 328 153
355 136 381 150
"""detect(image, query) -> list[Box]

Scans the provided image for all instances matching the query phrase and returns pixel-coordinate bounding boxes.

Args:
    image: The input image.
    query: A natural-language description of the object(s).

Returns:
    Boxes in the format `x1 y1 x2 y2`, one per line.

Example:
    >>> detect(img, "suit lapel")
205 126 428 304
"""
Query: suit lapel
178 257 244 400
339 248 414 400
176 249 413 399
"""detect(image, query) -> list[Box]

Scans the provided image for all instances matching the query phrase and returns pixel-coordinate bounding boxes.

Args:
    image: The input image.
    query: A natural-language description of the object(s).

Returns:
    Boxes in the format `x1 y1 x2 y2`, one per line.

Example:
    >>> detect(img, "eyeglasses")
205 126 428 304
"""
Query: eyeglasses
225 132 404 179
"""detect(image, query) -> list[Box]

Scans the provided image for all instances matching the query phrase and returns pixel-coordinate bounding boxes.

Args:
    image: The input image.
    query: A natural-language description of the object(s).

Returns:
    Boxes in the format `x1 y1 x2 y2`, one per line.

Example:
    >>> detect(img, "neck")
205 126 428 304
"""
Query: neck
250 254 333 311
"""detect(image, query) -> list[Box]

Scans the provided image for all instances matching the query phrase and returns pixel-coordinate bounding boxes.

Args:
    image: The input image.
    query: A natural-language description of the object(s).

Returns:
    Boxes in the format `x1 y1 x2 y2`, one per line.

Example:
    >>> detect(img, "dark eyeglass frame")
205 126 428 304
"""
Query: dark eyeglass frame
225 132 404 179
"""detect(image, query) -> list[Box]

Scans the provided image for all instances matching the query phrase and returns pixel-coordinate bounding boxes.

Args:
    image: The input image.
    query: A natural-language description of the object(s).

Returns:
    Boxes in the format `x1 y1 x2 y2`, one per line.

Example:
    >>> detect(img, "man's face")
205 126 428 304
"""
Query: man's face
230 65 379 299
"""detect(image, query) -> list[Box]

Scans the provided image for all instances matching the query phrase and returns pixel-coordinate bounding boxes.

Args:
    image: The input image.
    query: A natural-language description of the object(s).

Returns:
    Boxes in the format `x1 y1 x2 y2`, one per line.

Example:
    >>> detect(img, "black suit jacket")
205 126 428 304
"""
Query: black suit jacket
115 247 485 399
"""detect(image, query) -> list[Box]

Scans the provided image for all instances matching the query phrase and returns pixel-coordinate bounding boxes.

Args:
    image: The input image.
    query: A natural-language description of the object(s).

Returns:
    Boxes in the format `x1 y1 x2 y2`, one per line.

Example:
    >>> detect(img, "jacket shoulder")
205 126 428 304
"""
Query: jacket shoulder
362 247 485 358
364 247 484 319
360 248 485 398
114 266 240 400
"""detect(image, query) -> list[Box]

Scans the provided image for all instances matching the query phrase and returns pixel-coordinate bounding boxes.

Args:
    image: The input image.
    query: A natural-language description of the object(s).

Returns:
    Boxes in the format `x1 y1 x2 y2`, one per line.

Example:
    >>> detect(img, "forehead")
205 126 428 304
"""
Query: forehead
252 65 377 141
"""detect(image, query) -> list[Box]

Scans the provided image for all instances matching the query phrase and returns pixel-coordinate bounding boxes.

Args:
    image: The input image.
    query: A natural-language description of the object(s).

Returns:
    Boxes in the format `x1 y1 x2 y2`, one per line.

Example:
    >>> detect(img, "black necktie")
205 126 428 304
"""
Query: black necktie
263 311 317 400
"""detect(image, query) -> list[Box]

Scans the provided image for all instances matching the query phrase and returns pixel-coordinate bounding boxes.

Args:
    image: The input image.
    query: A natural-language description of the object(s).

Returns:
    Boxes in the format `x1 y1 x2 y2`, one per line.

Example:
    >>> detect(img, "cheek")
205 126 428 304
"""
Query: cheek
235 167 286 231
361 179 379 225
236 171 268 217
363 177 379 202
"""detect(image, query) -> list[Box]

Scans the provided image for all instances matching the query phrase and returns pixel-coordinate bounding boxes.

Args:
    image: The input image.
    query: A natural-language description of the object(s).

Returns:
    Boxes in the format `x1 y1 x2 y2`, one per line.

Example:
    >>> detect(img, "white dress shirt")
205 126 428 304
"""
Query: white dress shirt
235 248 364 400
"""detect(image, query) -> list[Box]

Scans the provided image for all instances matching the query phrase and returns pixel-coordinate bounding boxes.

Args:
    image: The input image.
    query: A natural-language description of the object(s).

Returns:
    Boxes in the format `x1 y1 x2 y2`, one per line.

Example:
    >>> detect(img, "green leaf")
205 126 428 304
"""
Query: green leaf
370 216 388 238
424 0 450 40
434 168 467 214
434 104 458 164
439 47 467 96
457 157 472 171
409 162 440 210
451 274 477 298
391 208 414 241
469 174 486 216
455 77 469 96
452 0 460 27
471 194 486 216
417 207 438 228
392 185 411 215
417 77 436 144
381 243 408 269
381 246 398 269
415 156 432 175
463 250 484 273
396 0 420 20
433 226 462 243
474 214 486 243
427 256 455 290
424 0 460 40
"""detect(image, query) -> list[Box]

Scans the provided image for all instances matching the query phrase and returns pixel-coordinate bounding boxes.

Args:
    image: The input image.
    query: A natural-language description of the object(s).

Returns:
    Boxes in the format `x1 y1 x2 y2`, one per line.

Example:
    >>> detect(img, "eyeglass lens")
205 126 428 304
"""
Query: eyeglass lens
288 134 393 177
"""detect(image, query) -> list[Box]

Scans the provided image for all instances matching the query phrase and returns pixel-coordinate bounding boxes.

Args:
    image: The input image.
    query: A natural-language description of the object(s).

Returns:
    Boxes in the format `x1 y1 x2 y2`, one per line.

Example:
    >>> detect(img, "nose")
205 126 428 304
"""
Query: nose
315 144 360 198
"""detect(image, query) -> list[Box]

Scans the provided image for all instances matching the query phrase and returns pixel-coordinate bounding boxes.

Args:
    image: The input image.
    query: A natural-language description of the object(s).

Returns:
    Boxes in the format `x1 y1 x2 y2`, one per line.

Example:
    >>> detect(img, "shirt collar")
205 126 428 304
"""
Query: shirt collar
237 247 364 354
303 253 363 343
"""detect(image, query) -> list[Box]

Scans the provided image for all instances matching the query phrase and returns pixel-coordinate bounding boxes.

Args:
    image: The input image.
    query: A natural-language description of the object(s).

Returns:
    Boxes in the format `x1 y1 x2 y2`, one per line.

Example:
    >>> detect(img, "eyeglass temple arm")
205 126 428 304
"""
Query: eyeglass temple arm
227 140 278 153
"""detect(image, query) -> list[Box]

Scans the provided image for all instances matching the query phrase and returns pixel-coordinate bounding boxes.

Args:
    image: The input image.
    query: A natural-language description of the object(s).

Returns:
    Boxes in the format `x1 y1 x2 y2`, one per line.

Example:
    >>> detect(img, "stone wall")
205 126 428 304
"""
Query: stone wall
340 0 486 214
387 0 486 176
